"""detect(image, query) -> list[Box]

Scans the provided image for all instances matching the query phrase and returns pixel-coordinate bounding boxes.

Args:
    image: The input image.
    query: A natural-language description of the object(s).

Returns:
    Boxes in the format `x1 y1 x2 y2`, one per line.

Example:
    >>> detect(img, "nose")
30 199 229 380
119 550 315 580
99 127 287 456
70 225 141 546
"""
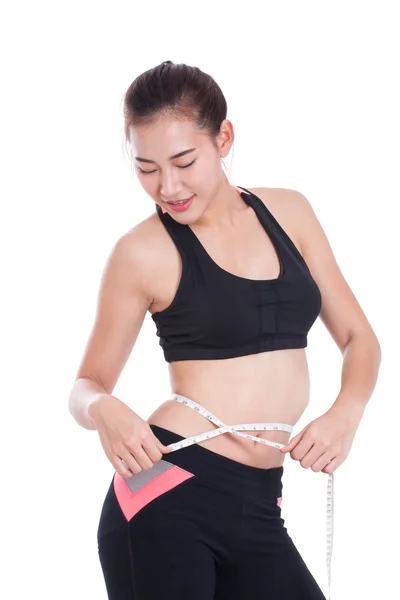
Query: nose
159 170 182 201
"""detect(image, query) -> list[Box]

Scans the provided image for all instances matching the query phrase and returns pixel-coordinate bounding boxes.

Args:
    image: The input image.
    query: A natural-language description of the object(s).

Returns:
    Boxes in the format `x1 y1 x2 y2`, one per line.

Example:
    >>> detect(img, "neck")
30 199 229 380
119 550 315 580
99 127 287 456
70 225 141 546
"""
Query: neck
193 179 248 230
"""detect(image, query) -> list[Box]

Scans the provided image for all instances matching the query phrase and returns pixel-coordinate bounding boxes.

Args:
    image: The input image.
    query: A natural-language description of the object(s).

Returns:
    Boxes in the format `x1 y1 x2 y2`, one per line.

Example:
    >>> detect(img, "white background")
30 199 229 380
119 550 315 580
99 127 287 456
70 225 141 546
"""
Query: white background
1 1 398 599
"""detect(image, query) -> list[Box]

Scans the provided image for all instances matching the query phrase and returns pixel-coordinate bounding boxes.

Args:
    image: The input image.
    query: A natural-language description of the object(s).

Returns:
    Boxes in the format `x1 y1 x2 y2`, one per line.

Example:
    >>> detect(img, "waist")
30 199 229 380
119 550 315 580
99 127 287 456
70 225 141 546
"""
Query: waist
168 349 310 409
147 393 306 470
148 423 284 499
147 392 334 598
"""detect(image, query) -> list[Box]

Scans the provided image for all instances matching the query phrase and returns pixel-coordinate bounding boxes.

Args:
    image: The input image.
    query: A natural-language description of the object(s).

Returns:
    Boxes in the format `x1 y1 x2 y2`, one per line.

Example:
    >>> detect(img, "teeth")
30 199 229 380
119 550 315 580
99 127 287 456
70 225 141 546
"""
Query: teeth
170 197 190 205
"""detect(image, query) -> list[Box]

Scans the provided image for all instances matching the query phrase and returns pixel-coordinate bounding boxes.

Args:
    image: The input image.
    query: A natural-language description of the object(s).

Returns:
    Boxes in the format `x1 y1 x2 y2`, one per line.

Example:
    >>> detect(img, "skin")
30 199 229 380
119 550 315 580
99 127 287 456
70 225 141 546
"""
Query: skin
77 112 381 474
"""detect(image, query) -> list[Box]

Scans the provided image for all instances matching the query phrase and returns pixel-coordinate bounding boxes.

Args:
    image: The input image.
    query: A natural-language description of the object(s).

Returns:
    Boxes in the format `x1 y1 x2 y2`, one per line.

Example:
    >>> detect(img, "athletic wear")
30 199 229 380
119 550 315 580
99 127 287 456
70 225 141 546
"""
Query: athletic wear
96 185 332 599
97 423 327 600
151 186 322 362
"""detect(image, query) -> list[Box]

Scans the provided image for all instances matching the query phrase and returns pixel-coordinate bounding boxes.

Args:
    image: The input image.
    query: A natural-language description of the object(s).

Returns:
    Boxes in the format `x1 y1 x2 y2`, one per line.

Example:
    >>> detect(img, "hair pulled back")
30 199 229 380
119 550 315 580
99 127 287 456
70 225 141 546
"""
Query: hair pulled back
123 61 228 158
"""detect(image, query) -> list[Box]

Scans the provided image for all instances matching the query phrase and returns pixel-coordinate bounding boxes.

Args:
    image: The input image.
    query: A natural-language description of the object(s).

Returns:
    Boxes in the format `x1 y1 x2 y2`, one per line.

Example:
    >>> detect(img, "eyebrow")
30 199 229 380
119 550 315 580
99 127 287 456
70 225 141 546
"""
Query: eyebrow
134 148 197 164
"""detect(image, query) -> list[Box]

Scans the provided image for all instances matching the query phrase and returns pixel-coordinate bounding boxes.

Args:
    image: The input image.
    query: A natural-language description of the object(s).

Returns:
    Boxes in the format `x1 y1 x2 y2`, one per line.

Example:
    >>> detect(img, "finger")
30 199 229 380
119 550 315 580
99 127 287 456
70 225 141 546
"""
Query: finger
281 423 312 453
104 446 134 478
141 437 166 462
143 427 173 455
118 449 142 474
113 454 136 478
126 444 155 471
312 452 336 473
290 436 315 462
322 456 341 474
153 436 173 454
300 446 325 470
280 432 303 453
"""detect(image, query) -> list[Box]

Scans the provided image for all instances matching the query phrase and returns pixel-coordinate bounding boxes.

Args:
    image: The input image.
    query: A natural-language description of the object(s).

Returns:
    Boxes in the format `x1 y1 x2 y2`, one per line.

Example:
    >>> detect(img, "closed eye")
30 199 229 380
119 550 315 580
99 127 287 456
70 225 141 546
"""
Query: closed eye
138 160 196 175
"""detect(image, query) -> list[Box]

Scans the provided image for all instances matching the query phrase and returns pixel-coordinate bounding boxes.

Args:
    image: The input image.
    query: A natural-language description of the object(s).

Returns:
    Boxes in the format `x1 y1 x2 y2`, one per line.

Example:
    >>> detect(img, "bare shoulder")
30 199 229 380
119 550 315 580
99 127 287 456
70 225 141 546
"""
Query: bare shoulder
114 210 165 286
117 210 180 313
119 211 165 262
73 211 169 391
251 187 377 351
248 187 309 254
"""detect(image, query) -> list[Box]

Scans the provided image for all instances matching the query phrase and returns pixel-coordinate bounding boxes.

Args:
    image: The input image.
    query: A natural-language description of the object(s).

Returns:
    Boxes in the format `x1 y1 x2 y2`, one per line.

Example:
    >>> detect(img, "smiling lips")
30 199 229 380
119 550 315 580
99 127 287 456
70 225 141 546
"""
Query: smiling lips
166 195 194 204
163 195 195 213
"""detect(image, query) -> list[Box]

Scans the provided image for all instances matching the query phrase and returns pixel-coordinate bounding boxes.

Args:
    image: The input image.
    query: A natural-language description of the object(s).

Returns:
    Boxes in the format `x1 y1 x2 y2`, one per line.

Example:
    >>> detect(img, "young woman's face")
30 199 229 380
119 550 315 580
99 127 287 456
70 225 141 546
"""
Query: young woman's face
129 114 233 222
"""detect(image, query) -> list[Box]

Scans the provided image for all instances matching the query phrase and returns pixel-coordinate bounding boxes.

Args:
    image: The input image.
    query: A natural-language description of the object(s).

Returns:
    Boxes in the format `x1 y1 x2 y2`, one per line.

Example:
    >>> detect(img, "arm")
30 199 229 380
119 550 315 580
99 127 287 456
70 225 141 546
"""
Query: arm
294 190 381 422
68 377 110 431
330 332 381 426
278 190 381 472
68 228 153 430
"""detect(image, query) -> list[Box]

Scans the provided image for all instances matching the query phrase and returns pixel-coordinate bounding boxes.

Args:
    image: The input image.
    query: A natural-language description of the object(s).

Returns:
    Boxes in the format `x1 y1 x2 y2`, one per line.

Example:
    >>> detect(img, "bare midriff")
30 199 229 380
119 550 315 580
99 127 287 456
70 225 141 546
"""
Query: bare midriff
147 348 310 469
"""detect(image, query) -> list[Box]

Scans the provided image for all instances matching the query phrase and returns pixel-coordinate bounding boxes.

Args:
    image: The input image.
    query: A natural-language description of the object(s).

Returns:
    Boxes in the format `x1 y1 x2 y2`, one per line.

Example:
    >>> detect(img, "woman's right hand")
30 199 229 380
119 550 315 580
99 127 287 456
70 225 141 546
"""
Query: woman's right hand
88 394 172 478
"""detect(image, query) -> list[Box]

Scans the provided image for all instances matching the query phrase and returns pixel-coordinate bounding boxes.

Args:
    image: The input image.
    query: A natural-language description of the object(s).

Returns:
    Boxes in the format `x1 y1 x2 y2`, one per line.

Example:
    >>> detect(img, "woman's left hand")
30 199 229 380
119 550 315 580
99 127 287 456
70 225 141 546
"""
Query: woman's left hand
280 405 361 474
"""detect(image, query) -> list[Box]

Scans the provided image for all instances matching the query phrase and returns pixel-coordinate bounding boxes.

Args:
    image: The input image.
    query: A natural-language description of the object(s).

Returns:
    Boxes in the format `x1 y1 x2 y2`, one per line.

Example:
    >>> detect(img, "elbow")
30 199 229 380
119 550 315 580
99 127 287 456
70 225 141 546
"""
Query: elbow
347 328 382 361
67 389 78 422
67 383 86 429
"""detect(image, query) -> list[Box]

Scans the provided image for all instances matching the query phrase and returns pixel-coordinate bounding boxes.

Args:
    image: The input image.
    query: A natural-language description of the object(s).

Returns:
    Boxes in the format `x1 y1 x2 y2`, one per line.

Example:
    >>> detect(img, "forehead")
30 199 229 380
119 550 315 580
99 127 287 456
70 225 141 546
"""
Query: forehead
129 114 207 156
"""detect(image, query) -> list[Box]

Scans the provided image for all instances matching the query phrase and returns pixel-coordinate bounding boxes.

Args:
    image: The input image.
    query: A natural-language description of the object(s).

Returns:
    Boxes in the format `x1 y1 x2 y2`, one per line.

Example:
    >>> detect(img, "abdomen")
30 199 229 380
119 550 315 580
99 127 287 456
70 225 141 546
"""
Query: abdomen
147 348 310 468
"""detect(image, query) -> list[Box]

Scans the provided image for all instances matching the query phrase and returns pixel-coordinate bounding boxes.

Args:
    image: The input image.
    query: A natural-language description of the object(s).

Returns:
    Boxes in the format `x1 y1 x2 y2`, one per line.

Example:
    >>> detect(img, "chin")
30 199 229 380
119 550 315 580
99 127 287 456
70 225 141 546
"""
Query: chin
168 209 200 225
162 195 202 222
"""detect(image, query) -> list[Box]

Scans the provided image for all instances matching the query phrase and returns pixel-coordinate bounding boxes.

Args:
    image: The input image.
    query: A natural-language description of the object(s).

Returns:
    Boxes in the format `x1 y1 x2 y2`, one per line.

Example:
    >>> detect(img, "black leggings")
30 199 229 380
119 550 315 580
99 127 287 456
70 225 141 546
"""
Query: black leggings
97 424 326 599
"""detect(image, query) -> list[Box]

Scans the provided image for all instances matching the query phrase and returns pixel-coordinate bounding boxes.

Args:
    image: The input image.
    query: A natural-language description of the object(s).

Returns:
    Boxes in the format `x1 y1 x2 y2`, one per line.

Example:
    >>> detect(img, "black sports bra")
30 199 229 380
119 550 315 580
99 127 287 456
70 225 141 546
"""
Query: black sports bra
151 186 322 362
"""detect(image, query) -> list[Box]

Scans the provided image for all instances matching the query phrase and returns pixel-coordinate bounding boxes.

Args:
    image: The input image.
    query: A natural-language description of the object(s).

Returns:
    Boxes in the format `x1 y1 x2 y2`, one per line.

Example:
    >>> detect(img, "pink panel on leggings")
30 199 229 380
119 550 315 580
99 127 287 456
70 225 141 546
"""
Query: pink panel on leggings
277 496 282 507
114 466 194 521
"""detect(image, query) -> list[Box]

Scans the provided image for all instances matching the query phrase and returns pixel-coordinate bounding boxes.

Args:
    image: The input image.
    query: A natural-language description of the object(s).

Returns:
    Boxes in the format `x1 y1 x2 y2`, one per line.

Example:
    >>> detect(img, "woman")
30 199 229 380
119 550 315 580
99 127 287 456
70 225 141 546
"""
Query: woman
68 61 381 600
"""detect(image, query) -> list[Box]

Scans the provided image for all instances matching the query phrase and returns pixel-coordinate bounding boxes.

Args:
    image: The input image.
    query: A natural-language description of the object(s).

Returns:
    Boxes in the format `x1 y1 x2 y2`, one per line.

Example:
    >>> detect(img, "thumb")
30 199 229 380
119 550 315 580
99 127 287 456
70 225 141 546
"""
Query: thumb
280 432 301 453
156 438 172 453
280 423 311 453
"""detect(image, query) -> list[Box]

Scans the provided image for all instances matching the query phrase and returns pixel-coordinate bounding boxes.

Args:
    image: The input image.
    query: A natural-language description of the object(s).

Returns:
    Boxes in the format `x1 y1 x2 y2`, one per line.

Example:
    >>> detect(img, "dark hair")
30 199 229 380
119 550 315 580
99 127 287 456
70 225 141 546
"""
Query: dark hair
122 61 229 160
